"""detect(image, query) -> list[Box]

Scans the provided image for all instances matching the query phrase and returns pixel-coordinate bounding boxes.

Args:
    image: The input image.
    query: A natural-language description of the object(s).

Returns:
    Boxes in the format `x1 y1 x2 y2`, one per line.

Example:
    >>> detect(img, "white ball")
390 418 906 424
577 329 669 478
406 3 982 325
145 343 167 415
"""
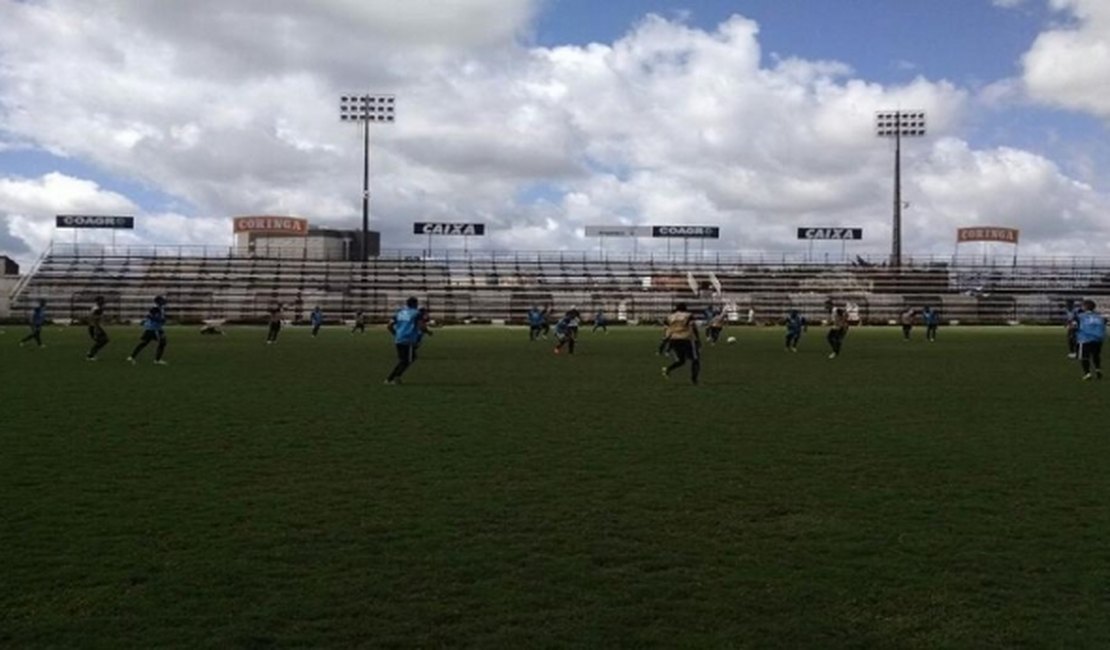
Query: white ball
726 336 737 344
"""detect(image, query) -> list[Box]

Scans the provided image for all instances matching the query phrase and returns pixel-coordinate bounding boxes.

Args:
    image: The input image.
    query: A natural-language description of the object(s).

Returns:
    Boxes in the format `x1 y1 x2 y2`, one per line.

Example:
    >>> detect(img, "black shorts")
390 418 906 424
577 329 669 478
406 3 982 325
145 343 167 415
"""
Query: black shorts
396 343 417 364
88 325 107 341
268 322 281 333
670 339 698 361
1079 340 1103 360
140 329 164 343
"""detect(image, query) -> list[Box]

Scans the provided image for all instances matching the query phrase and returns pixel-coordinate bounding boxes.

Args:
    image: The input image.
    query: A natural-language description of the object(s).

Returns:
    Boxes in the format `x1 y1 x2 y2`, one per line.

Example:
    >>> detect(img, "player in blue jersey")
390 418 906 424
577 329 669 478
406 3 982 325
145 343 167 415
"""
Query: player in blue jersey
19 300 47 348
1072 299 1106 380
922 305 940 342
1065 299 1081 358
385 297 429 385
526 306 548 341
784 309 805 351
553 309 581 355
592 309 608 334
310 306 324 337
128 295 168 364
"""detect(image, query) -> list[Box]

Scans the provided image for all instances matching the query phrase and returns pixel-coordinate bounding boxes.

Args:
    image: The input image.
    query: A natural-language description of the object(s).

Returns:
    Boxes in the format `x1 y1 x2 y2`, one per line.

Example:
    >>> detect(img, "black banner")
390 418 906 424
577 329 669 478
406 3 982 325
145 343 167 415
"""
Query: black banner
413 222 485 236
56 215 135 229
651 225 720 239
796 227 863 240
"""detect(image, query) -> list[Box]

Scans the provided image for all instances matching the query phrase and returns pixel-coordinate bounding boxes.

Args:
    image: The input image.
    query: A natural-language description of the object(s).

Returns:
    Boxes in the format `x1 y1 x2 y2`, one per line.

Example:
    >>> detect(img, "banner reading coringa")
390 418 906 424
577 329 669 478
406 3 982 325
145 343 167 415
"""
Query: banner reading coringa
233 216 309 236
956 227 1019 244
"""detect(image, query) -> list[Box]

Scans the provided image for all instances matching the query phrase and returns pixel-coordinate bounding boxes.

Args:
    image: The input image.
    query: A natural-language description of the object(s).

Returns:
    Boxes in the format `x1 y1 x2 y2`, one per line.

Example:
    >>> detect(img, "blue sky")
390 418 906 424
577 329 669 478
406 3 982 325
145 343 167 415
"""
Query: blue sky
1 0 1109 263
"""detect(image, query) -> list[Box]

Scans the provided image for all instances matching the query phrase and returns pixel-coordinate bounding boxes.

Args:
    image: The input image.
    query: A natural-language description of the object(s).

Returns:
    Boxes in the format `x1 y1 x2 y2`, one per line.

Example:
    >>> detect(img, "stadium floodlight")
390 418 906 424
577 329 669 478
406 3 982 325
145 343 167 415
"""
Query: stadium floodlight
340 93 396 262
876 110 926 268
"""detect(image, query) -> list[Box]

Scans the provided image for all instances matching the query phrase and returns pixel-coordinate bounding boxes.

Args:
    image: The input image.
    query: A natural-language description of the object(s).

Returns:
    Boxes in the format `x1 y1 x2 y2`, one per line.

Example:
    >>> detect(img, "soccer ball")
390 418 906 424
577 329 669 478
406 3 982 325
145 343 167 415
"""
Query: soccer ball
726 336 737 344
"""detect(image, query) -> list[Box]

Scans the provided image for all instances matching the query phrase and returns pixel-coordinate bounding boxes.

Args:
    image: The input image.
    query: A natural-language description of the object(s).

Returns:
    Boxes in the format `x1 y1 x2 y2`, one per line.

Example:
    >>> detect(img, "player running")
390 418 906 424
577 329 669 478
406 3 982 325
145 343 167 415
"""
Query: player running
899 307 916 340
1073 299 1106 380
265 303 283 344
784 309 805 352
923 305 939 342
385 297 430 385
526 306 548 341
19 300 47 348
310 306 324 337
592 309 608 334
553 309 581 355
128 295 168 365
705 306 726 345
1065 299 1081 358
86 296 110 360
351 310 367 334
661 302 701 384
827 307 849 359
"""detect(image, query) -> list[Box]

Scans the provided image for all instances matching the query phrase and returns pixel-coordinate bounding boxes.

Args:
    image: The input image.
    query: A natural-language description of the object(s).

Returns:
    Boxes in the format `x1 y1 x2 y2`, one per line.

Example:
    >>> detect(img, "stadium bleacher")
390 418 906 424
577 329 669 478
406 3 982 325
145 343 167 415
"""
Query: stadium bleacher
8 243 1110 325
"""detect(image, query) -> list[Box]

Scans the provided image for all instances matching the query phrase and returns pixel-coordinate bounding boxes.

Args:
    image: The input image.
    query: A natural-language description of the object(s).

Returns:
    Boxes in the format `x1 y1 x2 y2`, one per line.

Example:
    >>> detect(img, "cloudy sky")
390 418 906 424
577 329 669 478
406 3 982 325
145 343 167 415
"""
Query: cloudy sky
1 0 1109 266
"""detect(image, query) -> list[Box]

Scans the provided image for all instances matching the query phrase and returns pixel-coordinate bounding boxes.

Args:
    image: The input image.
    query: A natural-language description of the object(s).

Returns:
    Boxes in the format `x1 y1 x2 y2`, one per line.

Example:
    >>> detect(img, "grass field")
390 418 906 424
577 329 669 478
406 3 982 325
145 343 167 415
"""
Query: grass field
2 323 1109 648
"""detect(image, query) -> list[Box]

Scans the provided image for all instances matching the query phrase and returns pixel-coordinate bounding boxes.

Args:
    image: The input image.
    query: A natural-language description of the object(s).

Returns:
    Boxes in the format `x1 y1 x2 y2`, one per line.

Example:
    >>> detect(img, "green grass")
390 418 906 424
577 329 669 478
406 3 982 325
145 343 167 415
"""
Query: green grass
2 324 1109 648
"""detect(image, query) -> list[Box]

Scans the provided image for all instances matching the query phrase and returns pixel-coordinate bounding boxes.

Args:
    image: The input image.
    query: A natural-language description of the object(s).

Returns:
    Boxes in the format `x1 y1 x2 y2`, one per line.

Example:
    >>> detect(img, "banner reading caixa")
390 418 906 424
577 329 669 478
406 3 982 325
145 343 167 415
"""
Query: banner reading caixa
797 227 863 240
957 226 1020 244
413 222 485 236
233 216 309 236
651 225 720 238
55 215 135 229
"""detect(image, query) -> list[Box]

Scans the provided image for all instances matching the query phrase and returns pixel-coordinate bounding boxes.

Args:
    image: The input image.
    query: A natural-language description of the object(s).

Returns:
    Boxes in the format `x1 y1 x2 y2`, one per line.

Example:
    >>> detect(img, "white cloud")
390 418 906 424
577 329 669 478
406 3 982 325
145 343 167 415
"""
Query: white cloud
1021 0 1110 119
0 1 1107 265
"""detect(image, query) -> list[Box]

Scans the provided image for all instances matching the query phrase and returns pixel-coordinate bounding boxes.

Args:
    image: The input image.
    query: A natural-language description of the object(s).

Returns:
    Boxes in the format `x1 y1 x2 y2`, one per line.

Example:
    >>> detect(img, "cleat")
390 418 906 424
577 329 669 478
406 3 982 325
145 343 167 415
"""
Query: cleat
384 379 395 385
126 357 135 364
661 367 670 379
828 352 837 359
1083 373 1092 381
86 356 97 362
1068 353 1078 359
553 348 560 355
154 360 168 365
791 347 798 352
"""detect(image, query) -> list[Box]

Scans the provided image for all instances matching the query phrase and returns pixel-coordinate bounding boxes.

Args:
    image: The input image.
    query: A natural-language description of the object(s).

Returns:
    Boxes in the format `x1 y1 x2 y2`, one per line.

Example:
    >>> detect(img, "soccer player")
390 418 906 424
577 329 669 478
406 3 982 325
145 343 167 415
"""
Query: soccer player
265 303 283 344
310 306 324 337
899 307 916 340
705 306 726 344
385 297 429 385
1074 299 1106 380
128 295 168 365
1065 299 1081 359
19 300 47 348
526 306 547 341
86 296 109 360
553 309 581 355
784 309 805 352
661 302 701 384
827 307 849 359
592 309 608 334
351 310 367 334
923 305 940 342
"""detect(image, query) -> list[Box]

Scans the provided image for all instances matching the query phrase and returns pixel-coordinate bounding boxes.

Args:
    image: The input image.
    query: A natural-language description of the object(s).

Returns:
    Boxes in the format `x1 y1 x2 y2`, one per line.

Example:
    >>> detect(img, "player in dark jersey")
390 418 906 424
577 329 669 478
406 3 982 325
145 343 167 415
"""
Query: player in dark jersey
351 310 367 334
827 307 849 359
592 309 608 334
86 296 110 360
922 305 940 342
1065 299 1080 358
265 303 283 344
127 295 168 365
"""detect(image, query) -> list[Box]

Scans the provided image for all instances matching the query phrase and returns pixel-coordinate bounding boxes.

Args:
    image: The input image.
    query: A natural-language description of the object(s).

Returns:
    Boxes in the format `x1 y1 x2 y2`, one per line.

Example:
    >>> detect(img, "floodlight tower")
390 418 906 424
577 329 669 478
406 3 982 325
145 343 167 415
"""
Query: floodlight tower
876 110 926 267
340 93 396 262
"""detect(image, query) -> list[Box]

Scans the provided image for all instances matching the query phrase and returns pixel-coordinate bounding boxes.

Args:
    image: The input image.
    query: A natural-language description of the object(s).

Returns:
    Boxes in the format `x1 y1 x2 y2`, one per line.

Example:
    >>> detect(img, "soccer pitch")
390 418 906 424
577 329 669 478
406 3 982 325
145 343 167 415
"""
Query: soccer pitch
2 325 1109 647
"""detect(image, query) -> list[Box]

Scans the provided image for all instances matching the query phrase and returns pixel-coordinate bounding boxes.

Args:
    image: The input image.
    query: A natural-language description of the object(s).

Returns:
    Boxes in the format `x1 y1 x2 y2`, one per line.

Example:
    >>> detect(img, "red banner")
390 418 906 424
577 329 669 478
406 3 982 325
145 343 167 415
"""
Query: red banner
957 227 1019 244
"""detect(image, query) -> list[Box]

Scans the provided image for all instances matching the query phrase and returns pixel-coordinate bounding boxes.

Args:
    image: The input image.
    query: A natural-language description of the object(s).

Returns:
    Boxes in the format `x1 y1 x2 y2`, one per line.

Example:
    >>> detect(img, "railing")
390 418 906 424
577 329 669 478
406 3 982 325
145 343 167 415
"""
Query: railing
39 242 1110 272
